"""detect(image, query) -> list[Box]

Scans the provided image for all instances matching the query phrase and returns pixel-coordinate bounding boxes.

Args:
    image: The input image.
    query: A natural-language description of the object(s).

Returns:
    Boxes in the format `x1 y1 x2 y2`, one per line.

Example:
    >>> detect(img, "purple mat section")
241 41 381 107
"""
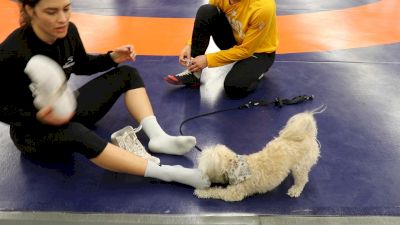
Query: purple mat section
0 43 399 215
71 0 379 17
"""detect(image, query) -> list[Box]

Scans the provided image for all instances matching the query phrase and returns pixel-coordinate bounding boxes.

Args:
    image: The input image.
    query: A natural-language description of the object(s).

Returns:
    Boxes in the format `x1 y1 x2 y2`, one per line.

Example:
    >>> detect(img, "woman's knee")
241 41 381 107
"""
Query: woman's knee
49 122 107 159
117 65 138 74
116 65 139 80
114 65 144 89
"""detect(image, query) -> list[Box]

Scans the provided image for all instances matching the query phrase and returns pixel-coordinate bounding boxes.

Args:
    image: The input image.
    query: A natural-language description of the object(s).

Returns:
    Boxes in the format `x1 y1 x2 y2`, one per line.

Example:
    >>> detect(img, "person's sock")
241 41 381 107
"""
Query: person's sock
193 71 201 79
140 116 196 155
144 161 210 189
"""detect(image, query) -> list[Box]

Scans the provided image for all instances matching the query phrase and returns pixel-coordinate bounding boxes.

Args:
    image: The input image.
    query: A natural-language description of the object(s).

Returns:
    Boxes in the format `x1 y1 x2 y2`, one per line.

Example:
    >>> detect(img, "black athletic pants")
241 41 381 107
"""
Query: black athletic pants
191 4 275 99
10 65 144 159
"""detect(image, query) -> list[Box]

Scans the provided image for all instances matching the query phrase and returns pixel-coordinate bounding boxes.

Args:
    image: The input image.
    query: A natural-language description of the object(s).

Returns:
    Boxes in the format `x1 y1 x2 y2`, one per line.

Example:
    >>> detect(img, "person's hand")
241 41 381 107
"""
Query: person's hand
188 55 207 73
36 106 75 126
179 45 192 67
110 45 136 63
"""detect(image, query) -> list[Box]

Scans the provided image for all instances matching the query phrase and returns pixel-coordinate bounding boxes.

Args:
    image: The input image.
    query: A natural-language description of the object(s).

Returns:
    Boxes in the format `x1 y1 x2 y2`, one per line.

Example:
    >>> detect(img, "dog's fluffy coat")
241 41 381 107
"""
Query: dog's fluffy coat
194 110 321 201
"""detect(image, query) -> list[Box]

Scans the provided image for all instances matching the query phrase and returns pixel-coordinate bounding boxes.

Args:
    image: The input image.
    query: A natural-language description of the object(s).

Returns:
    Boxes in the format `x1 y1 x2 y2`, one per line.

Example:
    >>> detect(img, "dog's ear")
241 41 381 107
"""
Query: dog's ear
198 144 234 184
197 146 218 172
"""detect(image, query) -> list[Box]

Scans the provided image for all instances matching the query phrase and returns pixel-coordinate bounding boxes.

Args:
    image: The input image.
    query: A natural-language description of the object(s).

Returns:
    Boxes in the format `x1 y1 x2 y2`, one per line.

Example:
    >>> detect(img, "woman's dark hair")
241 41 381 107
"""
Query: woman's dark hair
19 0 40 6
18 0 41 26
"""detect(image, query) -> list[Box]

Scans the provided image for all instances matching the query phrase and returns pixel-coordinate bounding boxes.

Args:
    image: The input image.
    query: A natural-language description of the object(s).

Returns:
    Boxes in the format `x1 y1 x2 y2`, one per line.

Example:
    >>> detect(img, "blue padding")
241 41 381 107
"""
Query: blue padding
1 43 400 215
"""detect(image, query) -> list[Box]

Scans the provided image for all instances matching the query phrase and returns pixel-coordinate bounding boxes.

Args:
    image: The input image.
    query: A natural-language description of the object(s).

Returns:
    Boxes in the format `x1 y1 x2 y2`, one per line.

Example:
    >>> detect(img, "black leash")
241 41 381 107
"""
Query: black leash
179 95 314 151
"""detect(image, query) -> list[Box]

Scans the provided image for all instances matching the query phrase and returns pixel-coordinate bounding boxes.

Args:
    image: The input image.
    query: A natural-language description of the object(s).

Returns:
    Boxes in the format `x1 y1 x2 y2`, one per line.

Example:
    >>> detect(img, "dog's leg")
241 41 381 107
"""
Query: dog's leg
288 144 319 198
287 164 311 198
194 184 247 202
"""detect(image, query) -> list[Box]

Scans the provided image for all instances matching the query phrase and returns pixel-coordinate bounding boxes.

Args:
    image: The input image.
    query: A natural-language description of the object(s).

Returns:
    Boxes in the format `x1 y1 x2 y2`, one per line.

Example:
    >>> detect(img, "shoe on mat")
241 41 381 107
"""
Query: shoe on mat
164 69 200 87
111 126 160 165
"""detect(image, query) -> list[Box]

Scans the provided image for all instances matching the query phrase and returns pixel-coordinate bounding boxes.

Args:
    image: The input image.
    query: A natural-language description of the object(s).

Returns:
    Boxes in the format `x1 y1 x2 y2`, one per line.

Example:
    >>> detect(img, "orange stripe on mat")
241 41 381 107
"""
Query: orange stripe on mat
0 1 21 40
1 0 399 55
277 0 400 53
70 13 195 55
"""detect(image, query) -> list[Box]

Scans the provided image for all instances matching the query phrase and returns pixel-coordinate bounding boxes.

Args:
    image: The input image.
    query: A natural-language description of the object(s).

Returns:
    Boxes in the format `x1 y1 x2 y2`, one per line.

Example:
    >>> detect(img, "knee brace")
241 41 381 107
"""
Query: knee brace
24 55 76 118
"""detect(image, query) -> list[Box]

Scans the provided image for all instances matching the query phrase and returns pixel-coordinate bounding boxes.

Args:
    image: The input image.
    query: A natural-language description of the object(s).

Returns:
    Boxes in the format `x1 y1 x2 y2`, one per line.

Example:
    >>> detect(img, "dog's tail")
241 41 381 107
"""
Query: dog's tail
278 105 326 142
310 104 327 114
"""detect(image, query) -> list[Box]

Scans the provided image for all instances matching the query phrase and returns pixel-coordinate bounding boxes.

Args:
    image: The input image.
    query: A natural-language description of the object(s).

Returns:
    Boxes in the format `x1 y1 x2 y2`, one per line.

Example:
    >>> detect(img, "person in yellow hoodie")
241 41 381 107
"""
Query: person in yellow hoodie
164 0 278 99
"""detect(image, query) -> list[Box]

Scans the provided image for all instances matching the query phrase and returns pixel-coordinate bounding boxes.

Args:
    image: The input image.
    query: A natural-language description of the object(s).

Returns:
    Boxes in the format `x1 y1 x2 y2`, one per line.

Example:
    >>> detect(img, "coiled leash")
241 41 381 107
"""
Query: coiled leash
179 95 314 152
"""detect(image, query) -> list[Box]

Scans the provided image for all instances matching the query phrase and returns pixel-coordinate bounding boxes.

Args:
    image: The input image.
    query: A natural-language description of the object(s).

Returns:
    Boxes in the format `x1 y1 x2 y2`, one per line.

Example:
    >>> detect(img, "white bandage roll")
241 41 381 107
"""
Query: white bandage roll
24 55 77 118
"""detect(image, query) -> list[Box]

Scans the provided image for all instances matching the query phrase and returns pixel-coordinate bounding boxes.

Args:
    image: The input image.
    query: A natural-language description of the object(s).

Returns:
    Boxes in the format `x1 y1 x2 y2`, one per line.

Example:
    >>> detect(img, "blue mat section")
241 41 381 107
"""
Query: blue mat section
72 0 379 17
1 43 399 215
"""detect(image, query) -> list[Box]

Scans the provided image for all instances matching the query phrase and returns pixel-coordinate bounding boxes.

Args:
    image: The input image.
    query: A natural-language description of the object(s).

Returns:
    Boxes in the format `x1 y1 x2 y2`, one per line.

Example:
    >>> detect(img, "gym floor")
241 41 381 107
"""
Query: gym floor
1 0 400 224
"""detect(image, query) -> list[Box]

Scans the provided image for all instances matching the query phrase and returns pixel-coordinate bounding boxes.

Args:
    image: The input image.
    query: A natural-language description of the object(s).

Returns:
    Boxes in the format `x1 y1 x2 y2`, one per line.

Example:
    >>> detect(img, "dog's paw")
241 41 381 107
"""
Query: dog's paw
287 187 302 198
194 189 209 199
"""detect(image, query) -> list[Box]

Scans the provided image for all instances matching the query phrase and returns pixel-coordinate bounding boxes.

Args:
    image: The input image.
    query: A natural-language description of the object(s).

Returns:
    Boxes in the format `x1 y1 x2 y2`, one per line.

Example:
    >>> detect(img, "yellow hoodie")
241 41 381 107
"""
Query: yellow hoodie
205 0 278 67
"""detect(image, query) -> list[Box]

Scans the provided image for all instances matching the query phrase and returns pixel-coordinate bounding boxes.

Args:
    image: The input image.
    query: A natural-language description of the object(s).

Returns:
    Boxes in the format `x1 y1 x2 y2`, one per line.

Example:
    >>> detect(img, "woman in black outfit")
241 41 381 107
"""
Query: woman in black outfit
0 0 210 189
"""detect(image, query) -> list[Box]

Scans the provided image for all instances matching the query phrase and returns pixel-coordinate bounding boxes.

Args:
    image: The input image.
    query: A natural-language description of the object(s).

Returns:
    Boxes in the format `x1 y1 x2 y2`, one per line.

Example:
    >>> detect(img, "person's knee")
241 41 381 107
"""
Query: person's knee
224 83 251 99
116 65 144 89
64 122 108 159
224 78 262 99
117 65 139 78
196 4 219 18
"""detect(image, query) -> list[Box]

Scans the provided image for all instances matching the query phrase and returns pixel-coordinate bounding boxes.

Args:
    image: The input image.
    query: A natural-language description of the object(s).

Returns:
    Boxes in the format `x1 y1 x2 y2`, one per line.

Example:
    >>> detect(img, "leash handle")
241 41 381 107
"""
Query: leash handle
239 95 314 109
274 95 314 108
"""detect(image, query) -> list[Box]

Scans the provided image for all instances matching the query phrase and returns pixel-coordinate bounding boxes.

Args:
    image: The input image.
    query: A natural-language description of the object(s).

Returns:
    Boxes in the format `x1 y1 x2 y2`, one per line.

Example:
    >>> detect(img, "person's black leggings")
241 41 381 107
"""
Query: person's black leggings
10 65 144 159
191 4 276 99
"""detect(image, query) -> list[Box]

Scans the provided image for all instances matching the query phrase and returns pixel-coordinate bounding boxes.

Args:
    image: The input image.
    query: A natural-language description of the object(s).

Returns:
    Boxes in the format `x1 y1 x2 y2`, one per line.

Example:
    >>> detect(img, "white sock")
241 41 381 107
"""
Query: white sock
140 116 196 155
144 161 210 189
193 71 201 79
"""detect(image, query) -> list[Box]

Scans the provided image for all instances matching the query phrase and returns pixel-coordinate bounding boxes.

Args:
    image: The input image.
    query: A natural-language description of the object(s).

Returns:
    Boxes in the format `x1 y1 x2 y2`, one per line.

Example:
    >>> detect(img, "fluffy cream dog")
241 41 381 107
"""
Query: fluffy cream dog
194 109 322 201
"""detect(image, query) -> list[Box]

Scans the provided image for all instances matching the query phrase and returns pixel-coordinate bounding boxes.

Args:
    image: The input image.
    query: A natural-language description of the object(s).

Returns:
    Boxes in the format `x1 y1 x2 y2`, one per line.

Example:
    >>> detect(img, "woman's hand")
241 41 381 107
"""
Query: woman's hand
36 106 75 126
110 45 136 63
188 55 208 73
179 45 192 67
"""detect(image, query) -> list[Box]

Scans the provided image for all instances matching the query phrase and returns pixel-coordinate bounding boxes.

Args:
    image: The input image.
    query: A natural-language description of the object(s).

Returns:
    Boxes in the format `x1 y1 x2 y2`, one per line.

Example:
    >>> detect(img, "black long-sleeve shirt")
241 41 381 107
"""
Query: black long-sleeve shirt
0 22 117 126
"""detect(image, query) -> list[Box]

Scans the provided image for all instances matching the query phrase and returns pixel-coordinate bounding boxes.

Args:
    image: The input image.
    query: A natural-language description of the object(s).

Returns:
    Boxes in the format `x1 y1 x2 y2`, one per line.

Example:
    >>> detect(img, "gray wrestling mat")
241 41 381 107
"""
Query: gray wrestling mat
0 212 399 225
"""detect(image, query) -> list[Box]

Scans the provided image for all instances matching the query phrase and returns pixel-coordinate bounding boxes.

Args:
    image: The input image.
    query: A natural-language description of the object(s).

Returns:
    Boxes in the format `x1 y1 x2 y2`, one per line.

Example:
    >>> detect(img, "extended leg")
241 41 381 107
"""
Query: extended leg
91 144 209 189
75 65 196 155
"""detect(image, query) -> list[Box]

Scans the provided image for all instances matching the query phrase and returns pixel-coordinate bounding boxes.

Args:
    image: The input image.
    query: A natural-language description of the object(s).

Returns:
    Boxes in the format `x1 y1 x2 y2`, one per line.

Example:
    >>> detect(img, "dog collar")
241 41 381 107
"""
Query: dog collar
228 155 252 184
